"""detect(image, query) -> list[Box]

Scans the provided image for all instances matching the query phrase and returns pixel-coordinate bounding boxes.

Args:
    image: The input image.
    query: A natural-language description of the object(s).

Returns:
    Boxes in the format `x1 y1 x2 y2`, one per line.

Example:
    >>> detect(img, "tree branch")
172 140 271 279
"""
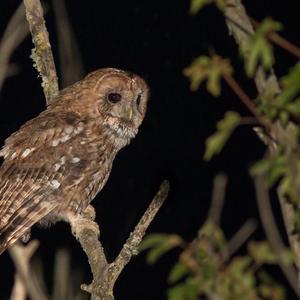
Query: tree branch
69 181 169 300
207 174 227 226
254 176 300 297
110 180 169 286
223 74 270 128
227 218 257 257
224 0 300 290
9 274 26 300
8 241 49 300
23 0 59 104
0 3 29 91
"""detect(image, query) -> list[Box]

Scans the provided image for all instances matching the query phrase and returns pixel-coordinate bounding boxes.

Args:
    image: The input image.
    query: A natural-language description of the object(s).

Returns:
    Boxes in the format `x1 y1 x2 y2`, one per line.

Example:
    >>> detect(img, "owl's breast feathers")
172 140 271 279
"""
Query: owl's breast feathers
0 110 118 254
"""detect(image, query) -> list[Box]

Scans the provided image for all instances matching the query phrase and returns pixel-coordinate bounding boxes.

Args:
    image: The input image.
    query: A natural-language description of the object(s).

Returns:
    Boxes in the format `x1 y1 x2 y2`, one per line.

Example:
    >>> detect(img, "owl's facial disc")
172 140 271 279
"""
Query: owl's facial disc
93 69 149 140
106 91 145 122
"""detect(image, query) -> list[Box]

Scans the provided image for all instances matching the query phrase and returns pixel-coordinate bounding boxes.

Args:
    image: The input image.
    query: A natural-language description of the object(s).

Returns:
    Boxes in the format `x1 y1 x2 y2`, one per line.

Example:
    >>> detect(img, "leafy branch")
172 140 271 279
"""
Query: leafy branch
240 18 282 77
141 175 289 300
154 15 300 294
183 0 300 297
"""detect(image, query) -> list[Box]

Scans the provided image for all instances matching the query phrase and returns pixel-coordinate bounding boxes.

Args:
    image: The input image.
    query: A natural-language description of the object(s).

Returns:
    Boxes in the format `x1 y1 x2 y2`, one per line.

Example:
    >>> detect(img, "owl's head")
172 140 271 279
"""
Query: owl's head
85 68 149 141
50 68 149 143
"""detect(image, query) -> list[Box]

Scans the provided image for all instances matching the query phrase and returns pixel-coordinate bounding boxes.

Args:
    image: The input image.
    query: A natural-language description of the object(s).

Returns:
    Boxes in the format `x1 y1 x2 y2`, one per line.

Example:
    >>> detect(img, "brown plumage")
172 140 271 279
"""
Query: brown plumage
0 68 149 254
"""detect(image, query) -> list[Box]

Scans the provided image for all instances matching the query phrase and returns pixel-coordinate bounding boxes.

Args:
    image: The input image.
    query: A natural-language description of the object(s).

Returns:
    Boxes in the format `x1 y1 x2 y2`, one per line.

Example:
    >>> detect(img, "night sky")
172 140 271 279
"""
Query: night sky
0 1 300 299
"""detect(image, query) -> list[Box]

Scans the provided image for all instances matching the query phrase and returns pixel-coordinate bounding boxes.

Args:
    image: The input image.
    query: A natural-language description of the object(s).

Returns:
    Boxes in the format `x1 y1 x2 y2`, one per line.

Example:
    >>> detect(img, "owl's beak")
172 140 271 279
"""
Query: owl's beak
127 107 133 121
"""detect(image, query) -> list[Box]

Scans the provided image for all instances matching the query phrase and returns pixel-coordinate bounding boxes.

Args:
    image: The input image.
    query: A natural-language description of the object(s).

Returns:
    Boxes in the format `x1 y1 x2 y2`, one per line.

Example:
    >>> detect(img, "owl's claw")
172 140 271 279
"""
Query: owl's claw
67 211 100 239
21 229 31 243
81 204 96 221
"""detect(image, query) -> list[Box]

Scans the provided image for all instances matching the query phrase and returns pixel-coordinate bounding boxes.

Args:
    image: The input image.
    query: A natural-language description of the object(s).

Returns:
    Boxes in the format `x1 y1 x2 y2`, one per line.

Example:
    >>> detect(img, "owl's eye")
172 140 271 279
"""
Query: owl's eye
107 92 122 104
136 94 142 107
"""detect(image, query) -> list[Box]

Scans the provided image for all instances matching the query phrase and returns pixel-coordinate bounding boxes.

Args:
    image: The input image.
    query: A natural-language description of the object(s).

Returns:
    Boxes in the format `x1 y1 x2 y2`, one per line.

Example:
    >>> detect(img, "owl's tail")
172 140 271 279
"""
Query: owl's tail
0 191 56 255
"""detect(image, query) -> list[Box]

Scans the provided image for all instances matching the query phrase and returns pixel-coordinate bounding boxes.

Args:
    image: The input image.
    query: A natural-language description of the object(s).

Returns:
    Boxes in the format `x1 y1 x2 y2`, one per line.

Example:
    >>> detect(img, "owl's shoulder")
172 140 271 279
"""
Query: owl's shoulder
0 110 84 161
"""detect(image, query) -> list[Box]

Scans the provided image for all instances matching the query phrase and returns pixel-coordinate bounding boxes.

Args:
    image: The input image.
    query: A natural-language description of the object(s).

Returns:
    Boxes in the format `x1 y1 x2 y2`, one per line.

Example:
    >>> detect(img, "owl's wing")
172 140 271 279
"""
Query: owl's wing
0 110 84 160
0 111 85 254
0 164 60 254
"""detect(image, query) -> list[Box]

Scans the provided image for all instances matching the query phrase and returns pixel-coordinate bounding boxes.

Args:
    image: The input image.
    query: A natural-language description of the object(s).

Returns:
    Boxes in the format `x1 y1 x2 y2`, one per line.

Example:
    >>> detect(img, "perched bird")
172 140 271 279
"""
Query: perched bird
0 68 149 254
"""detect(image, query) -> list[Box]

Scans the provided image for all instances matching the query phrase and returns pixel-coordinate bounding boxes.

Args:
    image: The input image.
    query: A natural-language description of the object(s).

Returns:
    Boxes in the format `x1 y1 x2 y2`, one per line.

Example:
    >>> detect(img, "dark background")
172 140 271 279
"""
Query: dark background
0 1 299 299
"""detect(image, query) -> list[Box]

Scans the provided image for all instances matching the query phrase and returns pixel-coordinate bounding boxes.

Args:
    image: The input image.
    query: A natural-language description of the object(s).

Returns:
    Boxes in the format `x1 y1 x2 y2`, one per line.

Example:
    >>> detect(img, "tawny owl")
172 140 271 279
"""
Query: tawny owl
0 68 149 254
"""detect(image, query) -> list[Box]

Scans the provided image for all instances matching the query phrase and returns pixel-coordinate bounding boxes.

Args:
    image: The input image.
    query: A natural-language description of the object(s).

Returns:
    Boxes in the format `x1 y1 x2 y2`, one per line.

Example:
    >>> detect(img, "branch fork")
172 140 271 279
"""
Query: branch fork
69 181 169 300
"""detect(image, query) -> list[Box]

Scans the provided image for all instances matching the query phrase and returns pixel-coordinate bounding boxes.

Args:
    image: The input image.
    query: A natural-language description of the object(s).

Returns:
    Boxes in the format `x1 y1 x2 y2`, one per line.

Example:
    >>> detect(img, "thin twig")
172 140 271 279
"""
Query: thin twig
9 240 49 300
109 180 169 287
223 74 270 128
250 18 300 59
270 32 300 59
23 0 59 104
239 116 261 126
254 176 300 297
9 274 26 300
0 3 29 91
52 0 84 87
52 248 71 300
208 174 227 226
227 219 257 258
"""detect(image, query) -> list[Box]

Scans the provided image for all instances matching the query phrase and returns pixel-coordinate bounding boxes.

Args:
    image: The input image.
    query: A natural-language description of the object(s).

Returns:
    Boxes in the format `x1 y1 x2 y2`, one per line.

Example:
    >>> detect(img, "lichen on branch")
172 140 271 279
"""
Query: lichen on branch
23 0 59 104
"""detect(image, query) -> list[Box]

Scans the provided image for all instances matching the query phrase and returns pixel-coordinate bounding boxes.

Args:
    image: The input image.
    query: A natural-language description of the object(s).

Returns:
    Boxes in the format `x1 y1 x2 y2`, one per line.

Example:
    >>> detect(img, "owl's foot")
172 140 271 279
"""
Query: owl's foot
81 204 96 221
67 211 100 240
21 229 31 243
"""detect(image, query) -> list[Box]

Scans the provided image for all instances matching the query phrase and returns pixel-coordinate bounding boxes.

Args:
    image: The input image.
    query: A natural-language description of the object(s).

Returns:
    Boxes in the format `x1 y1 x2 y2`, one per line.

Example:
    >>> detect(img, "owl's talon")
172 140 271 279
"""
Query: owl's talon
81 283 92 293
69 213 100 239
82 205 96 221
21 230 31 243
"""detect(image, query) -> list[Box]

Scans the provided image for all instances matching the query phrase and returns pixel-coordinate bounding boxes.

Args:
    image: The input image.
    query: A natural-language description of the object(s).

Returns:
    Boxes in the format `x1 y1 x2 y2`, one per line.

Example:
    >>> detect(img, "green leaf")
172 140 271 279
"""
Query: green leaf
169 262 190 284
215 0 225 10
279 158 300 206
258 63 300 123
215 256 255 299
258 271 286 300
140 234 184 264
168 284 187 300
286 98 300 116
248 241 293 266
277 62 300 105
250 156 287 185
190 0 210 15
204 111 241 161
248 241 277 265
294 209 300 232
229 256 252 276
250 159 271 176
241 18 282 77
259 283 285 300
168 282 199 300
279 111 289 126
184 55 233 97
190 0 225 15
139 234 168 251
